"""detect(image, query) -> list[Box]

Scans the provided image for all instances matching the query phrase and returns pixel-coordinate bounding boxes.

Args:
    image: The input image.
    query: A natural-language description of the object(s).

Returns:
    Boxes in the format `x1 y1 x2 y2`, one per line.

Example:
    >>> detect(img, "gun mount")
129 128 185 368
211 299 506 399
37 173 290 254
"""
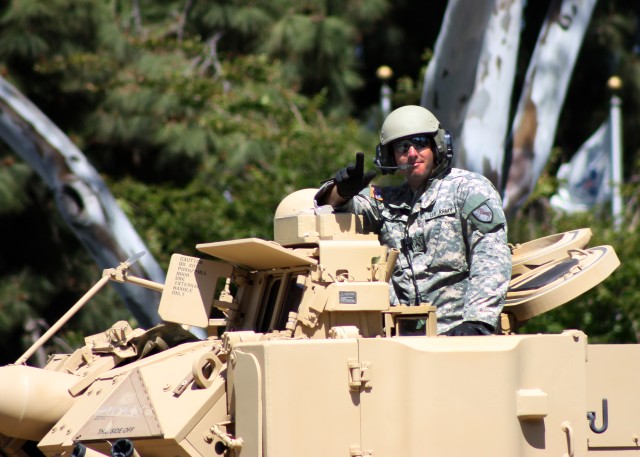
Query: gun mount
0 189 630 457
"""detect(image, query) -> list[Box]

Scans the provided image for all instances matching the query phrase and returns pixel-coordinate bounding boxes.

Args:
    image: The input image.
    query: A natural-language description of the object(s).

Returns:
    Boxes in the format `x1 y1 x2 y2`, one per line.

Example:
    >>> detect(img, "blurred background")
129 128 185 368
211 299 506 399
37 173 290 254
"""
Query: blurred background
0 0 639 364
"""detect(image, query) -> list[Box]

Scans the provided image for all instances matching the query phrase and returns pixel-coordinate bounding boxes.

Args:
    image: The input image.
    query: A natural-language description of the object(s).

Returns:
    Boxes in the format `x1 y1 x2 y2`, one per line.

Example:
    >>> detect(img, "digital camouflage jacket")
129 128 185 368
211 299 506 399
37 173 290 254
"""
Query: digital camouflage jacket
343 168 512 334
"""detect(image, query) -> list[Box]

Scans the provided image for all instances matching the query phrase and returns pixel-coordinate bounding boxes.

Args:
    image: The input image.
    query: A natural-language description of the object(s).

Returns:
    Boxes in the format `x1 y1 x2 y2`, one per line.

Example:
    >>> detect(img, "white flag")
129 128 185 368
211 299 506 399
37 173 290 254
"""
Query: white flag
550 120 612 213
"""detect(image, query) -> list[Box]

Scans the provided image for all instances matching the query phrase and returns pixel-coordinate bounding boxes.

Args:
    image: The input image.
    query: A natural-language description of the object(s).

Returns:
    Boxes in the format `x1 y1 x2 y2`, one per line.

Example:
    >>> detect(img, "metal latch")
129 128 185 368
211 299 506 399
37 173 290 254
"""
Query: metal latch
348 358 371 391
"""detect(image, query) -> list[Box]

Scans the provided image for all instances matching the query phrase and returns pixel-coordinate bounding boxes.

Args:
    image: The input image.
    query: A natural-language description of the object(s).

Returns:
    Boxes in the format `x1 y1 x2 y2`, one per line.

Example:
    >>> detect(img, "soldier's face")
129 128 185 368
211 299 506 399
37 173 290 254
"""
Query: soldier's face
393 136 435 189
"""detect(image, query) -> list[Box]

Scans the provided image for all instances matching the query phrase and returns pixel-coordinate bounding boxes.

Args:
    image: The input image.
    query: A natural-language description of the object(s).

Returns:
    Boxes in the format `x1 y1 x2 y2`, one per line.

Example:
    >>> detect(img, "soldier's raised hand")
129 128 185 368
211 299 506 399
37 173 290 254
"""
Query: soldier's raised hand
334 152 377 199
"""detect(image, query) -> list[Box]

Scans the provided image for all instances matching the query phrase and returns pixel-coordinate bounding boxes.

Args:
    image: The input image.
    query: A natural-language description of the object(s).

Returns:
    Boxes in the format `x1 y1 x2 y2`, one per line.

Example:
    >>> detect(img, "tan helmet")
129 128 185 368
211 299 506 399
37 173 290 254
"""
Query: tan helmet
374 105 453 176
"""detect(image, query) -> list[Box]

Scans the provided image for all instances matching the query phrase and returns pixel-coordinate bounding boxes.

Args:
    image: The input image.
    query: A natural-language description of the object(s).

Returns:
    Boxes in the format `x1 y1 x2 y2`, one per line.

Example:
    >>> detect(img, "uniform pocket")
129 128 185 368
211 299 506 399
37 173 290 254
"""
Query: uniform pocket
422 208 468 273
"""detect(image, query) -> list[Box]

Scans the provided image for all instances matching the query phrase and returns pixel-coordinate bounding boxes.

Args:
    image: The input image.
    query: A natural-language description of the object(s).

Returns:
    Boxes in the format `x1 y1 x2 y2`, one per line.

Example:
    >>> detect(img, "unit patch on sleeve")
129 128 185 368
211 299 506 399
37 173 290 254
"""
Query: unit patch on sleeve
462 193 505 233
472 204 493 223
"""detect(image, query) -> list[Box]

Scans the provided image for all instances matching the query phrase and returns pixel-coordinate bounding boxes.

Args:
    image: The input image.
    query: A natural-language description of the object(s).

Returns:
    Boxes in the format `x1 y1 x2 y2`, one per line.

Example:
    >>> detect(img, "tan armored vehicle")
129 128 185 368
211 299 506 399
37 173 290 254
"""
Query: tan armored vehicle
0 189 629 457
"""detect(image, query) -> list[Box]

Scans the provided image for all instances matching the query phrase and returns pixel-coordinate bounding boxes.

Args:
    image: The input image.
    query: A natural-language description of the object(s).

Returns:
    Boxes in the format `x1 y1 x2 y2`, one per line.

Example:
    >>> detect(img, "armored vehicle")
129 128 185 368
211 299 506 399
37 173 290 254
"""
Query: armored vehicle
0 189 629 457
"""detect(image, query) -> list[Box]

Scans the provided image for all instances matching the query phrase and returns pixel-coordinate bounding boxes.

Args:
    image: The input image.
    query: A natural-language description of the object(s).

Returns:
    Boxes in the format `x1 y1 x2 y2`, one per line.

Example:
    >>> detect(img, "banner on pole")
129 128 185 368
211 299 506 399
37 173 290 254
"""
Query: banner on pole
550 120 612 213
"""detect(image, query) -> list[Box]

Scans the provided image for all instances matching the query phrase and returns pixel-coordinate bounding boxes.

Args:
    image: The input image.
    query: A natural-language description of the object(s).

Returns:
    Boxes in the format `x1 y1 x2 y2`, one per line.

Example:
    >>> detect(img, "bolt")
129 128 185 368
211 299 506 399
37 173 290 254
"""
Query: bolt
204 433 213 443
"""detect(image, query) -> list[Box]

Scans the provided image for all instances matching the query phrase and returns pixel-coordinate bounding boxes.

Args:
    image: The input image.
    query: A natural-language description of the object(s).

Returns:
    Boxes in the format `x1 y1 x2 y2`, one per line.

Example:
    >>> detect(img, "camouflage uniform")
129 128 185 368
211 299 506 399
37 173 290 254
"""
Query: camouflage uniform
342 168 511 334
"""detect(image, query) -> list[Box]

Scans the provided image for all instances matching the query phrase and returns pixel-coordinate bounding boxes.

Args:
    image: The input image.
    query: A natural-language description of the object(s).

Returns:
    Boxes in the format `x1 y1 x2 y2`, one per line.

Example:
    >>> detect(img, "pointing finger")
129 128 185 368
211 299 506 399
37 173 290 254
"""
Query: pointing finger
354 152 364 176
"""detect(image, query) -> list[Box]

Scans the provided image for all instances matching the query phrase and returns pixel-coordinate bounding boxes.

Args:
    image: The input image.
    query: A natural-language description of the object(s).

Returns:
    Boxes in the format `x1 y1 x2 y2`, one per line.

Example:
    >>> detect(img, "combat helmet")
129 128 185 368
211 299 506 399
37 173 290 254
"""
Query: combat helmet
374 105 453 177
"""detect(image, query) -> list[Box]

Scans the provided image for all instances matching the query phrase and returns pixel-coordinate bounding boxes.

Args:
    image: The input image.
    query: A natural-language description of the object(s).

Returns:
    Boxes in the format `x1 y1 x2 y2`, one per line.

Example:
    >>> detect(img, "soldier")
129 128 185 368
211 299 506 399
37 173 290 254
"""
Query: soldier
316 105 512 335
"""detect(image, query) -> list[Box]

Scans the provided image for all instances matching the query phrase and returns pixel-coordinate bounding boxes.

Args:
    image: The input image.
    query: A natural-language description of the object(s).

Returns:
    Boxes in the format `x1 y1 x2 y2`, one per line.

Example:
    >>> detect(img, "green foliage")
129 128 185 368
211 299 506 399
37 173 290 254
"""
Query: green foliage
0 0 106 59
0 186 133 363
0 158 31 213
189 0 390 114
510 172 640 343
108 51 377 267
0 0 379 363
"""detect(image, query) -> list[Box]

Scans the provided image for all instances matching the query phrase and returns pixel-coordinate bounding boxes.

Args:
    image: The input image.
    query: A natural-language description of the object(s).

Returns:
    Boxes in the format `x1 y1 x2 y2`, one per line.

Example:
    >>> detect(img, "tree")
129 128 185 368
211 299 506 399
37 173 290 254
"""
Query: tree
0 76 165 329
0 0 379 364
1 0 640 368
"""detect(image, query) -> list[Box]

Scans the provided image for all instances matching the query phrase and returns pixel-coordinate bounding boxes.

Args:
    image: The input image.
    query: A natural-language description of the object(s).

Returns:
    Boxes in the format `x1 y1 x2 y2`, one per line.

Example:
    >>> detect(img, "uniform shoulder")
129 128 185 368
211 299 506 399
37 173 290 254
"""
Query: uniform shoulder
449 168 497 189
448 167 487 180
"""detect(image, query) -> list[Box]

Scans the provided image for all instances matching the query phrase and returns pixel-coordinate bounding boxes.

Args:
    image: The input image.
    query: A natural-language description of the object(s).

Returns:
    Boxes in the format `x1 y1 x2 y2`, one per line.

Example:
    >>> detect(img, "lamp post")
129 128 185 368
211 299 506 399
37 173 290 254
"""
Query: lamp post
376 65 393 119
608 76 623 230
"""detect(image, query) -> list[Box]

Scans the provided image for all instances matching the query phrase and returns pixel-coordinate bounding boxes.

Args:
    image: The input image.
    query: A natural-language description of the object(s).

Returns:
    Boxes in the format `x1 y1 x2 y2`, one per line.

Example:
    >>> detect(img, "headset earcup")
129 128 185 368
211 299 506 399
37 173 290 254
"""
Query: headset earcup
444 130 453 161
434 129 453 163
374 143 396 175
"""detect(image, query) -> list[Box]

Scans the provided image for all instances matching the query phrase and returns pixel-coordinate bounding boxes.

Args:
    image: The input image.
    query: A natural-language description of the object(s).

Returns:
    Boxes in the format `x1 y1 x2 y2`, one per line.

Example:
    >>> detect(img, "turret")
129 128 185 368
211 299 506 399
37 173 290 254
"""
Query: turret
0 189 626 457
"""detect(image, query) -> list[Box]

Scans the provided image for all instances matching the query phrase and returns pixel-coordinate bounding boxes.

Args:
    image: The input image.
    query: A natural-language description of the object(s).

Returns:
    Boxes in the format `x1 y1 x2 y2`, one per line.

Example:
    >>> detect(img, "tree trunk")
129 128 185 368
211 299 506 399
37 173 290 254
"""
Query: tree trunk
454 0 522 190
502 0 597 218
0 76 164 329
421 0 511 186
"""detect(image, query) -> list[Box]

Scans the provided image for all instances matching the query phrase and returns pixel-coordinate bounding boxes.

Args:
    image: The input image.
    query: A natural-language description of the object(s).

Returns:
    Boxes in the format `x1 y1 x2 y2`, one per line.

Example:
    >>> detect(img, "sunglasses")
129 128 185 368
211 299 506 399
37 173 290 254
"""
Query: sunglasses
392 135 433 154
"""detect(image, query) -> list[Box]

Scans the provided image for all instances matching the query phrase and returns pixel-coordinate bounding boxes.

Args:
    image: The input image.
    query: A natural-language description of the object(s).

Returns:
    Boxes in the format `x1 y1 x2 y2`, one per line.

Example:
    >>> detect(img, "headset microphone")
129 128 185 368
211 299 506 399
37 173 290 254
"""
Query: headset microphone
376 164 413 171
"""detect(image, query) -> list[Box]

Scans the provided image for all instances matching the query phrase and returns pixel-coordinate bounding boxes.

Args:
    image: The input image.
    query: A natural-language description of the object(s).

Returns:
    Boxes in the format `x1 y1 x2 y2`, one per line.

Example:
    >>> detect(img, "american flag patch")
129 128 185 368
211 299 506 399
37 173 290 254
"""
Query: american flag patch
370 185 383 201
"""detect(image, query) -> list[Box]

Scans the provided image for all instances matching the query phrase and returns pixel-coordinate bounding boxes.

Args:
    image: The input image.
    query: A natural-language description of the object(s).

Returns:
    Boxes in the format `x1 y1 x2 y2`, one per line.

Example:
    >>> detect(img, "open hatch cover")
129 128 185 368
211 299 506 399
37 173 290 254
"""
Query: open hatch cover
505 245 619 322
510 228 592 276
196 238 317 270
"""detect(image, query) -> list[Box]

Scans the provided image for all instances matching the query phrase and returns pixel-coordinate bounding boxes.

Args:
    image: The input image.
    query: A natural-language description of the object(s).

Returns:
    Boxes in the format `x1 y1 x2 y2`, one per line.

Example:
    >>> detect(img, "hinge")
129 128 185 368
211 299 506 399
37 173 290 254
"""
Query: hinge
348 358 371 392
350 445 374 456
